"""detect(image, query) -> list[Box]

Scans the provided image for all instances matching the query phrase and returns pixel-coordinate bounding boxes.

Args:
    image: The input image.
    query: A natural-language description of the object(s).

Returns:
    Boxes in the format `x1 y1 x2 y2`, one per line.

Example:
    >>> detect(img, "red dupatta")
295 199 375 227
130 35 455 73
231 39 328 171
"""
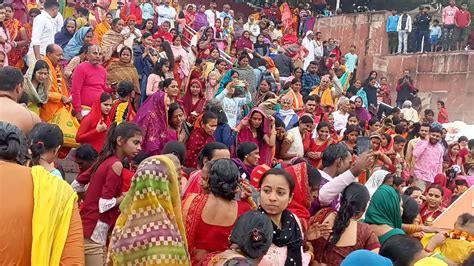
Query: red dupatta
89 94 112 128
182 78 206 119
285 162 311 230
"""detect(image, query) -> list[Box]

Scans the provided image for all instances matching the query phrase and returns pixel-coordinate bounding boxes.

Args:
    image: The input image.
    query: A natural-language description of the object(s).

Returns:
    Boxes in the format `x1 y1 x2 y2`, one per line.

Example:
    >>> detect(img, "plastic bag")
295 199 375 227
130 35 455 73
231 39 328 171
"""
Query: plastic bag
48 106 80 148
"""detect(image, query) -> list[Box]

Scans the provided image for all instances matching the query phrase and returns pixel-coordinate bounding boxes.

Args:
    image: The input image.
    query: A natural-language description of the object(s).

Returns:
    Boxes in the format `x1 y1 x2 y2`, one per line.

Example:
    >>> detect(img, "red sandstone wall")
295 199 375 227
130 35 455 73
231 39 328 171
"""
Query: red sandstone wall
315 12 474 123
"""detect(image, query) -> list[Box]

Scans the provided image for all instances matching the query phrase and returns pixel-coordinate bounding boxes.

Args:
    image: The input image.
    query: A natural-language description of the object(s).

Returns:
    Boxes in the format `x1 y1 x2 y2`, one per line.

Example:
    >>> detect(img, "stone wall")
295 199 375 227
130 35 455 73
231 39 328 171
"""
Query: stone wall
315 12 474 123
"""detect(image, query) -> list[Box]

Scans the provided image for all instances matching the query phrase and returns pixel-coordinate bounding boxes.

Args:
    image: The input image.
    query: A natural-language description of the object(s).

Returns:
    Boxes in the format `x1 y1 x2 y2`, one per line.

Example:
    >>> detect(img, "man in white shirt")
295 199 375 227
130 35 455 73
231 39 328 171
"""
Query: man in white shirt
205 1 220 27
27 0 62 67
332 96 350 134
156 0 176 26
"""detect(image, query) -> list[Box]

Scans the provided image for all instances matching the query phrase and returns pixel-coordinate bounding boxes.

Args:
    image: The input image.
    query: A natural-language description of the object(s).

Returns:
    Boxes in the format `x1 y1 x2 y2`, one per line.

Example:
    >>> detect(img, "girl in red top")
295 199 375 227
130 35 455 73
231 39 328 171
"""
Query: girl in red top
76 122 143 264
76 92 113 153
437 100 449 123
185 111 218 168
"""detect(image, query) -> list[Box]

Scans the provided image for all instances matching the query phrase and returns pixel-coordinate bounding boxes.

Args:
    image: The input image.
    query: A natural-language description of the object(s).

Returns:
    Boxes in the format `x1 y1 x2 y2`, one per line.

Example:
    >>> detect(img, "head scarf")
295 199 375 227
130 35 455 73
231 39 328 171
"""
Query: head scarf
250 164 271 188
341 250 393 266
134 91 176 155
235 31 253 52
108 155 189 265
63 26 92 60
54 18 76 48
23 60 52 105
402 100 412 109
365 185 402 229
230 211 273 259
88 93 112 128
365 170 390 197
182 79 206 118
237 108 273 166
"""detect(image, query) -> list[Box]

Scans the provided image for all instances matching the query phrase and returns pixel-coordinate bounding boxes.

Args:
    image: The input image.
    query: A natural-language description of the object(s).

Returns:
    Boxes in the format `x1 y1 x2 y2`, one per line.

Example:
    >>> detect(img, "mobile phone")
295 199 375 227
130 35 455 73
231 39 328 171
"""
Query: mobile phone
356 136 371 155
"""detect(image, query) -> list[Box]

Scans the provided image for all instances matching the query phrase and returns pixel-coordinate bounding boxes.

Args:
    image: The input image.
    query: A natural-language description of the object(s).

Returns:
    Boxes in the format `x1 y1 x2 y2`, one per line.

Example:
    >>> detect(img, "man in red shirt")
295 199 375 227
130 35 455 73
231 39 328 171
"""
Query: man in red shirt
455 2 472 50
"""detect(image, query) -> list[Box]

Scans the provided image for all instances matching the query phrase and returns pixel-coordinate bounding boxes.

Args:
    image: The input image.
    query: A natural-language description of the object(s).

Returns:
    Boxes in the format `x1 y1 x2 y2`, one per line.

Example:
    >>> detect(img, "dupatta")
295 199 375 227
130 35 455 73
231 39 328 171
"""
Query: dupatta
108 155 190 265
63 27 92 60
285 162 311 228
134 91 177 155
182 78 206 118
237 108 273 166
365 185 402 229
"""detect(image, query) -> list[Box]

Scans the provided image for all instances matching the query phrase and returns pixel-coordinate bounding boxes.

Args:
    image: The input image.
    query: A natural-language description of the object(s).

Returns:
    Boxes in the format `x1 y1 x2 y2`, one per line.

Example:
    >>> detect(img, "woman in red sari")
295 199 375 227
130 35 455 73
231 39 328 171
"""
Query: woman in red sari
182 78 206 124
185 111 218 168
76 93 113 153
237 108 276 166
432 174 453 208
448 142 465 174
307 121 333 169
182 159 251 264
419 184 446 226
4 4 29 70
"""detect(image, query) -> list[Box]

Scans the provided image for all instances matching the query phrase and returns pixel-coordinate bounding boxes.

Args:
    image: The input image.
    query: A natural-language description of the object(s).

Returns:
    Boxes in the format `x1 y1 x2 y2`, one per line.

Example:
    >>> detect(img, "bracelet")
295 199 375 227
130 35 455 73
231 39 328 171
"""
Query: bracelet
306 251 314 261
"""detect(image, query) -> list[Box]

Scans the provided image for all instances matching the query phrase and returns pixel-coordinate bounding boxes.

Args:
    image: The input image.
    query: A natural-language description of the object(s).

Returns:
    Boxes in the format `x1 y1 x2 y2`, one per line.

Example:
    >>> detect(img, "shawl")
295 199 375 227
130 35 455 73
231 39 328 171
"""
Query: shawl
237 108 273 166
171 44 190 78
31 166 77 265
185 127 215 168
355 106 371 122
23 60 52 105
95 21 111 46
63 26 92 60
54 19 76 48
193 11 208 31
365 185 402 229
109 99 136 124
234 65 257 96
285 162 311 227
182 79 206 118
101 29 124 61
106 59 140 92
108 155 190 265
235 35 253 52
134 91 177 155
262 208 303 266
310 86 334 108
281 33 298 46
286 89 303 110
364 170 390 198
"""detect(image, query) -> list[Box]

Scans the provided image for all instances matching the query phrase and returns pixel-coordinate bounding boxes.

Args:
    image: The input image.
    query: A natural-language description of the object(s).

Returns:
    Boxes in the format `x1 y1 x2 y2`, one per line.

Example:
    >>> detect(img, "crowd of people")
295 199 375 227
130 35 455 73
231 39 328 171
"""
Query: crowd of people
0 0 473 265
386 0 473 54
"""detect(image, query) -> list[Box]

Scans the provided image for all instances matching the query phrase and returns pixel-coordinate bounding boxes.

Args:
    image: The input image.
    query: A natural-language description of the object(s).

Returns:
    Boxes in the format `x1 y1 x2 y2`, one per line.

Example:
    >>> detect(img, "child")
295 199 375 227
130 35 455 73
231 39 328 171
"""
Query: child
185 111 218 168
110 81 136 124
29 123 64 179
73 143 98 173
437 100 449 123
430 19 442 52
76 92 113 153
74 122 143 264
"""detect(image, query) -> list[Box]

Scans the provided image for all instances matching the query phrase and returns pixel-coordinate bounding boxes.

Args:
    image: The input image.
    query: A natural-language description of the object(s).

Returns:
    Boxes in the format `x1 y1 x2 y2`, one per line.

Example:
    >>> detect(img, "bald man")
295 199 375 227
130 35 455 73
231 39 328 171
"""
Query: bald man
71 45 107 121
0 67 40 134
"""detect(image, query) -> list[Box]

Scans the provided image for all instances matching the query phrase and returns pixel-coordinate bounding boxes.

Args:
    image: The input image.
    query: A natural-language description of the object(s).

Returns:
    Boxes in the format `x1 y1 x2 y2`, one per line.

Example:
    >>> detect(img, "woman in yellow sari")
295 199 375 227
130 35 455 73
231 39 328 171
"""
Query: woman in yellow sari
94 12 113 45
107 155 190 265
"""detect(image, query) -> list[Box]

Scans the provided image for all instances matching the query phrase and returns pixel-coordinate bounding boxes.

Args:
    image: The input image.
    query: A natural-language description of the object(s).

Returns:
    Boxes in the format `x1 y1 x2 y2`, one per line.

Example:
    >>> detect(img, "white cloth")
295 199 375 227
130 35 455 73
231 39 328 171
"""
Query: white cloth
286 127 305 159
365 170 390 197
121 27 142 49
333 110 349 133
401 107 420 123
314 41 324 58
243 22 260 43
28 10 63 56
156 5 176 26
302 34 316 70
205 9 220 27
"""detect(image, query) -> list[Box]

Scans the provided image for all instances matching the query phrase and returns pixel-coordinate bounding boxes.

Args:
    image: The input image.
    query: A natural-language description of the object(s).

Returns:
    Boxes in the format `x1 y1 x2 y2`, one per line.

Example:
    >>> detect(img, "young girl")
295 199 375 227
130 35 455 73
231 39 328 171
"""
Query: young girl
29 123 64 178
76 122 143 265
76 92 113 153
308 121 333 168
342 124 361 154
146 59 170 96
185 111 218 168
109 81 136 124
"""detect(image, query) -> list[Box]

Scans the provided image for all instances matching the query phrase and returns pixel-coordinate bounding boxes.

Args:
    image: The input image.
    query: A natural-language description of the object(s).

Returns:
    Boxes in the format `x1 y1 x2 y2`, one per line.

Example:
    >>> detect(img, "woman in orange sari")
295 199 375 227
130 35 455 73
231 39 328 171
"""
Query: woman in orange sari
94 12 113 45
4 4 29 70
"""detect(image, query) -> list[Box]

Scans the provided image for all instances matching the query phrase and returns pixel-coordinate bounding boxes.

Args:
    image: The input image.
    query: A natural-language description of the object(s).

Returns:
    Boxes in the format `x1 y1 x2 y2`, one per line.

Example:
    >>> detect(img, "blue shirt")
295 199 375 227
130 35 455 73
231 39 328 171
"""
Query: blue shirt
431 25 442 37
301 72 321 96
344 53 358 73
386 15 399 32
140 3 155 20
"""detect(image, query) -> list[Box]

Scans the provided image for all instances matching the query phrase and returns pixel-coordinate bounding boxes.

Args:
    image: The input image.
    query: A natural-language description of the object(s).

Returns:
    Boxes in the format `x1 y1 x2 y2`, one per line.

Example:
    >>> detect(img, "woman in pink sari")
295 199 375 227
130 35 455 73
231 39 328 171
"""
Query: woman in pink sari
171 35 190 91
237 108 276 166
134 91 177 155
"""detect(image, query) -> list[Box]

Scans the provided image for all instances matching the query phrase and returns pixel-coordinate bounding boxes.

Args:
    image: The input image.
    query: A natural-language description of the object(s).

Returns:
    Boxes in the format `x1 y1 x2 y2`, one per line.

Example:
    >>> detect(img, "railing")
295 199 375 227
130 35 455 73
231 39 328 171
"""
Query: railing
182 24 234 66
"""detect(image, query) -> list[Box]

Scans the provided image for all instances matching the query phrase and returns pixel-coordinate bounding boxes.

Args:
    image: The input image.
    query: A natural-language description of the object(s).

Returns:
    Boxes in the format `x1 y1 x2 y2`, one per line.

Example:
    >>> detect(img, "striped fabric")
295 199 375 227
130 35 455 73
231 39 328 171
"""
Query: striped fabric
108 155 190 265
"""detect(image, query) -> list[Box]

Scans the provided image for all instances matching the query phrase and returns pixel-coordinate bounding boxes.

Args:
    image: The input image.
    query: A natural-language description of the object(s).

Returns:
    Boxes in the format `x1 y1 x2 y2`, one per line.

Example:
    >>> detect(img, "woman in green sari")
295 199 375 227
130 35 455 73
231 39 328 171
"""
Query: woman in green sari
23 60 51 116
364 184 405 244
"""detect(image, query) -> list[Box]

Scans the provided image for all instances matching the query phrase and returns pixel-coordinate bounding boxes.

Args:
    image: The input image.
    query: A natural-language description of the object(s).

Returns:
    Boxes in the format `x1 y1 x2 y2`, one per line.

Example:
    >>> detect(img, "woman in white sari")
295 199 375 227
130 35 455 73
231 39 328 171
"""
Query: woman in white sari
280 114 314 162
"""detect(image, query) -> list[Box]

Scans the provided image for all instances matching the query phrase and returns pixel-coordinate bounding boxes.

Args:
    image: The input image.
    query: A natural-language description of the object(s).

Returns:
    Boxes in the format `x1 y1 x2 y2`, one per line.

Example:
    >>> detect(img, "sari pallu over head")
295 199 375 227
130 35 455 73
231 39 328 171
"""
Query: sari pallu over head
238 108 273 166
23 60 52 107
285 162 311 229
182 78 206 118
364 185 402 229
134 91 176 155
63 26 92 61
88 93 112 128
108 155 190 265
54 18 76 48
